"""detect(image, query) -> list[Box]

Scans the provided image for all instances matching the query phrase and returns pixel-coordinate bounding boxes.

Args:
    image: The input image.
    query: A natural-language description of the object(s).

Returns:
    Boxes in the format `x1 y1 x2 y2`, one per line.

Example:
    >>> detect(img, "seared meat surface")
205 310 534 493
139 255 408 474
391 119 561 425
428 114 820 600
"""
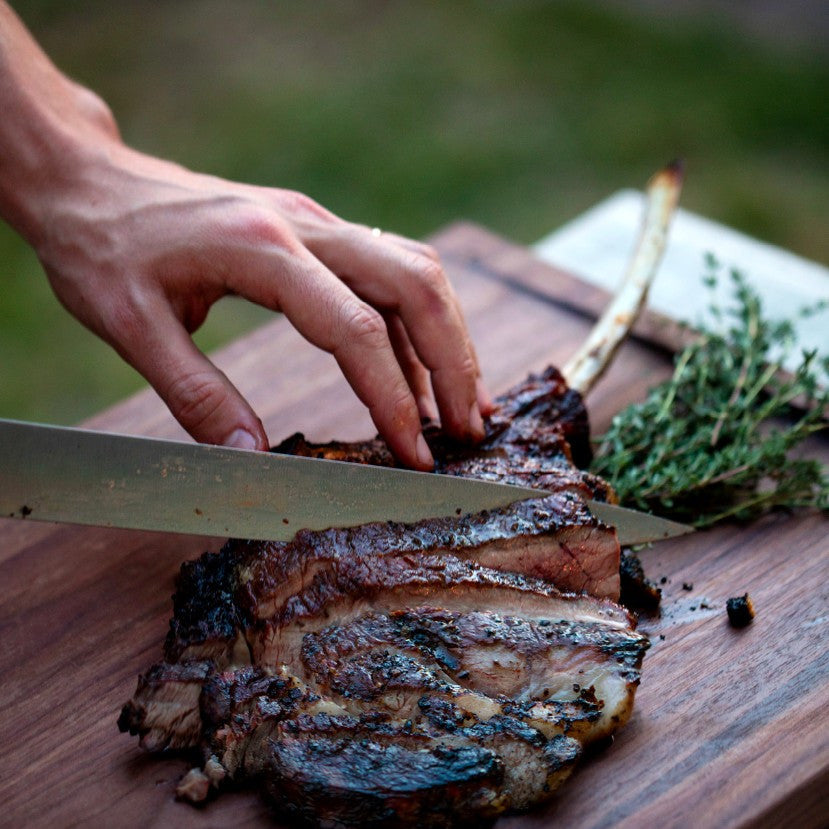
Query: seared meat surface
120 367 648 827
277 366 610 499
274 366 619 600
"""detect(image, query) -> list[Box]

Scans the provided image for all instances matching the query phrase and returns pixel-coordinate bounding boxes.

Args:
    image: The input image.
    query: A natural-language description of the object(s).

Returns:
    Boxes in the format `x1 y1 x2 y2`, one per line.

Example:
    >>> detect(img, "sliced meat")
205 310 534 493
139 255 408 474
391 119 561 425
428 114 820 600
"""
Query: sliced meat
119 366 648 827
237 492 619 625
199 670 585 827
264 714 583 828
252 553 631 668
163 549 251 666
301 607 645 739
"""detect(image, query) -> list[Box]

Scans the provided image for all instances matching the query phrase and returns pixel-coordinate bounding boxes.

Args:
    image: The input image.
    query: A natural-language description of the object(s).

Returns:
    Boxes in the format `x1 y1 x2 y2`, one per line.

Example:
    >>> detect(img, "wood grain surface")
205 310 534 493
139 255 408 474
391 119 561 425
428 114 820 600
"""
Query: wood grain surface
1 222 826 828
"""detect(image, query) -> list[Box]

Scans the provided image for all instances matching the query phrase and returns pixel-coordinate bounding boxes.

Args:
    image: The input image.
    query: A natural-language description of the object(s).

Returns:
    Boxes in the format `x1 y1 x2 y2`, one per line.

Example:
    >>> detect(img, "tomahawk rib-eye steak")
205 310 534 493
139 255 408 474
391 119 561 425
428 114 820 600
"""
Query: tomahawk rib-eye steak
120 366 649 827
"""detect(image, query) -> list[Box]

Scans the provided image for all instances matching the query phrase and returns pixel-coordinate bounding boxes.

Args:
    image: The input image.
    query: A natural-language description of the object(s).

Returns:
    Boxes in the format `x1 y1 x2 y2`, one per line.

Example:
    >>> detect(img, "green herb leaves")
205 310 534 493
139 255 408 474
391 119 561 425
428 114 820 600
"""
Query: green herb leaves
591 259 828 528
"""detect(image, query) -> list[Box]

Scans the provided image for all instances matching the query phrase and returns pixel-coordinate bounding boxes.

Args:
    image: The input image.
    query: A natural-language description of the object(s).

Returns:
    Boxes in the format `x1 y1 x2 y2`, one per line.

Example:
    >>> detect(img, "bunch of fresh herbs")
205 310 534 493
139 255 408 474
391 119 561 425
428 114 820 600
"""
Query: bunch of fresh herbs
591 257 829 528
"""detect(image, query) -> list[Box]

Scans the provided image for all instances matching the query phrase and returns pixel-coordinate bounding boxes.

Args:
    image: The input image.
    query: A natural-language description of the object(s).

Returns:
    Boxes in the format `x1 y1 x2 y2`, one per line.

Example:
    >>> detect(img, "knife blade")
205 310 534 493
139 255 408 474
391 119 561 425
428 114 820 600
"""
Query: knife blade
581 500 691 546
0 419 692 544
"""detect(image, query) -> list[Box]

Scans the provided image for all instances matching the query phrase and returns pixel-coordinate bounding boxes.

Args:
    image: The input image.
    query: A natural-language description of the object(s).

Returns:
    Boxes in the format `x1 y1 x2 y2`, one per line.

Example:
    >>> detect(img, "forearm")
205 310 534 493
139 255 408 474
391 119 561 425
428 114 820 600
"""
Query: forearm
0 1 119 245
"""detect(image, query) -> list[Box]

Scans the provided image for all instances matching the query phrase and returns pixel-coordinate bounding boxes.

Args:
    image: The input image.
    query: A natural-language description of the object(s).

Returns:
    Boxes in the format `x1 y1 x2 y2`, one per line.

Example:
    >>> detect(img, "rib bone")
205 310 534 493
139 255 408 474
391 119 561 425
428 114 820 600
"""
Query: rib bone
563 161 684 395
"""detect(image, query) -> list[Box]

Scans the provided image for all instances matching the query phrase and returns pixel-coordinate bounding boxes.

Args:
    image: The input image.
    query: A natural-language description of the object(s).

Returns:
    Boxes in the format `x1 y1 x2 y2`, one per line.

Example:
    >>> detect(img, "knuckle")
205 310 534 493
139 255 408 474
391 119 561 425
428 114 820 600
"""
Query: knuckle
337 302 388 351
418 243 441 263
164 371 228 432
281 189 329 220
374 388 417 431
407 255 449 304
229 204 292 248
73 83 120 138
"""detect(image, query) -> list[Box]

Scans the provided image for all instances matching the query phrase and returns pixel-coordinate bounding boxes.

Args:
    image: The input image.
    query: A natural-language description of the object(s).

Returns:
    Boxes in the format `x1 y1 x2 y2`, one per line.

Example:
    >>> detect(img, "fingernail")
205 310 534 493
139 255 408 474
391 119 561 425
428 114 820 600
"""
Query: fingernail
416 432 434 469
468 402 485 439
225 428 259 450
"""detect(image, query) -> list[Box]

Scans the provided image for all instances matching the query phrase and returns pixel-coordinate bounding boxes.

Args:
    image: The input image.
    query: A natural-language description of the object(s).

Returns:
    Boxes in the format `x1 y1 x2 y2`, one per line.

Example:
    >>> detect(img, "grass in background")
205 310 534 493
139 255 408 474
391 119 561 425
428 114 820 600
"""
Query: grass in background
2 0 827 423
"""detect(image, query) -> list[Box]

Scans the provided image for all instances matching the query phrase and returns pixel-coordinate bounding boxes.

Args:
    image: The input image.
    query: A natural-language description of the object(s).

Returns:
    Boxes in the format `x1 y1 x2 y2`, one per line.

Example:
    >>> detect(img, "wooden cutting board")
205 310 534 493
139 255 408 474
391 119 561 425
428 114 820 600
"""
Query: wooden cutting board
1 223 826 828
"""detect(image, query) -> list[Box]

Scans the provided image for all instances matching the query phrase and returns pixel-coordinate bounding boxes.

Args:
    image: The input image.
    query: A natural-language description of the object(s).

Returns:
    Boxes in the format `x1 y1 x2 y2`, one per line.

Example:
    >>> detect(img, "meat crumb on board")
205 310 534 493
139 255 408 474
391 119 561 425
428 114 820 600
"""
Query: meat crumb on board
726 594 755 627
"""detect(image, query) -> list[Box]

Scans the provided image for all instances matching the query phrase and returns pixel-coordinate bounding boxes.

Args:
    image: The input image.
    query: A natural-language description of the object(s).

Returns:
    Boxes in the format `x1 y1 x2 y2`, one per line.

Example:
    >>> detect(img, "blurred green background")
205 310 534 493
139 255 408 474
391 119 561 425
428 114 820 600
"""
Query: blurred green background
2 0 827 424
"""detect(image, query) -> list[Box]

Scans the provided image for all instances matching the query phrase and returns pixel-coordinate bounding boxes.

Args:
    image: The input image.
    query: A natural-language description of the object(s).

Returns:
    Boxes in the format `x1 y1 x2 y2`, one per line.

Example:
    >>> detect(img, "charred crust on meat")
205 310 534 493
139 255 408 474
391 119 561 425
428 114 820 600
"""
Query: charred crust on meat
164 550 252 664
274 367 602 493
119 367 650 827
265 737 505 829
726 594 755 627
619 550 662 611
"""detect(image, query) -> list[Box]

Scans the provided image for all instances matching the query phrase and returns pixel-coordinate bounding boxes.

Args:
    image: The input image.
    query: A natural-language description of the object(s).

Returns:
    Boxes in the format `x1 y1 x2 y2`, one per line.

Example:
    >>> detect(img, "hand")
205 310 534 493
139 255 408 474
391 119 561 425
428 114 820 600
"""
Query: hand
31 144 490 468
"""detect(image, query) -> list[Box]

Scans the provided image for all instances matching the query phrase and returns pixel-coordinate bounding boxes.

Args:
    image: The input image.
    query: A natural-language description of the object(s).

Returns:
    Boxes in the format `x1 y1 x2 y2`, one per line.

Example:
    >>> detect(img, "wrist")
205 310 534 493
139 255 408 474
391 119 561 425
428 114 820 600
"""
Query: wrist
0 91 122 246
0 3 122 247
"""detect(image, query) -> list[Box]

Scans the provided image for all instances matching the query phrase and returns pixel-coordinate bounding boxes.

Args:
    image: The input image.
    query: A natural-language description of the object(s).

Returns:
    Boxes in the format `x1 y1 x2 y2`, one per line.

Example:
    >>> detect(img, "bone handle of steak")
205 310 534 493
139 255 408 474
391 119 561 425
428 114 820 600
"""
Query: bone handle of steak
562 161 684 396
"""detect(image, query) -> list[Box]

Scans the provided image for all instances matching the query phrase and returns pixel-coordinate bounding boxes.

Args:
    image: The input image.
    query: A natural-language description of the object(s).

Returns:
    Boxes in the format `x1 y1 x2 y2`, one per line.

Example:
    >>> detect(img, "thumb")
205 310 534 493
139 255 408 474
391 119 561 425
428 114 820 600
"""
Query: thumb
120 310 268 450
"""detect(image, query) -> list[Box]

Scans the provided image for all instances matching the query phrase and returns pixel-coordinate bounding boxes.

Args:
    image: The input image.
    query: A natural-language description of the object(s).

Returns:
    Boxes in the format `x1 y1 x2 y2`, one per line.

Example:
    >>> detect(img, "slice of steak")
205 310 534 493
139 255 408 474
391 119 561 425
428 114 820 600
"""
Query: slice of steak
264 718 582 828
237 492 618 625
196 667 584 826
252 553 631 668
200 666 348 779
162 549 252 667
299 637 603 741
199 673 584 827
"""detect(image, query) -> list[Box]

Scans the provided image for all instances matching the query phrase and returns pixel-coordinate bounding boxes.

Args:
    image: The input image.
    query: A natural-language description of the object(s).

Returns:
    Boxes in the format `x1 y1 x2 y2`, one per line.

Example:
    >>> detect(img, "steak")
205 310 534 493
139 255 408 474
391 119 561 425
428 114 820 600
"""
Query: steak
119 367 648 827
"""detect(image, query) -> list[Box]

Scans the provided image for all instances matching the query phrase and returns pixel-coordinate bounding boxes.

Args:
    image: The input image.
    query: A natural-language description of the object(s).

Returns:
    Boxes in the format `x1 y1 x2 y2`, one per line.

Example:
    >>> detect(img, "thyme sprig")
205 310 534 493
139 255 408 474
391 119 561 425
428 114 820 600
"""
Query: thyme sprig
591 258 829 528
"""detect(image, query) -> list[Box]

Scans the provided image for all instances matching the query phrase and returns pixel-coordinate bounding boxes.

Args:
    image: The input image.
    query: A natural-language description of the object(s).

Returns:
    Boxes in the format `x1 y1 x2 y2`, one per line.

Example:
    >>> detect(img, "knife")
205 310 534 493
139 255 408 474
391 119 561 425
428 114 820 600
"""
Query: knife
0 418 691 545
